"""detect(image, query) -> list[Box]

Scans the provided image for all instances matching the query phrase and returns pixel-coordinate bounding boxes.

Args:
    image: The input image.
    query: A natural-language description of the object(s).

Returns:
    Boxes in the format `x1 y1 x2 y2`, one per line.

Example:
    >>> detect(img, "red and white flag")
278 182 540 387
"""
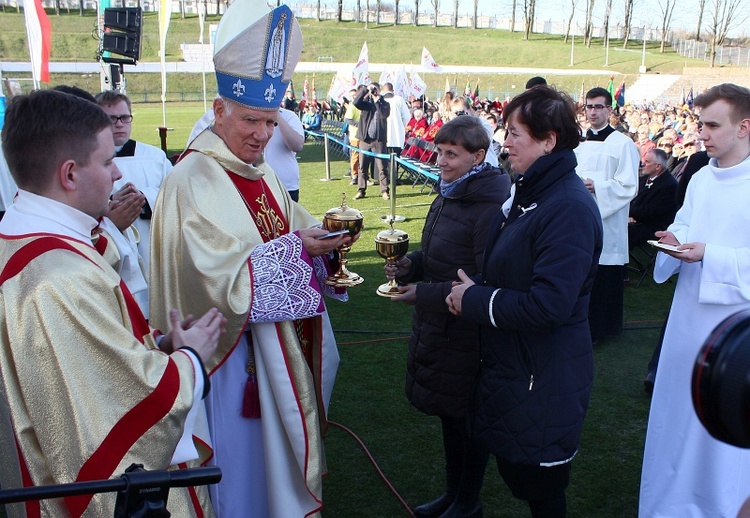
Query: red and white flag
410 71 427 99
299 77 309 110
421 47 442 73
23 0 51 84
352 42 369 76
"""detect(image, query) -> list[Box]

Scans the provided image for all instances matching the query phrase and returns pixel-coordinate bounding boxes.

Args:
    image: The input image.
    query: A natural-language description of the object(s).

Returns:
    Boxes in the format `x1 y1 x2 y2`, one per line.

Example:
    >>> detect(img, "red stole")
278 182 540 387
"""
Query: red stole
225 171 323 421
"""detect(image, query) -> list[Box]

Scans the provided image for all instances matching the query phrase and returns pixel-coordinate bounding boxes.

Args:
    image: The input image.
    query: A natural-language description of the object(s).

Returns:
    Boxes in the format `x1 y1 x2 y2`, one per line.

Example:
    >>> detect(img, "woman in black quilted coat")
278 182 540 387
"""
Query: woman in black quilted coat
387 115 510 518
447 87 603 518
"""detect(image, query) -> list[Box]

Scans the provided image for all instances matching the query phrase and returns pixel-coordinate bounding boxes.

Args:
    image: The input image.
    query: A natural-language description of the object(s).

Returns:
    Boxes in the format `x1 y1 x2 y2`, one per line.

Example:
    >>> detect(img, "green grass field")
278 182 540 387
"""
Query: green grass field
0 10 710 100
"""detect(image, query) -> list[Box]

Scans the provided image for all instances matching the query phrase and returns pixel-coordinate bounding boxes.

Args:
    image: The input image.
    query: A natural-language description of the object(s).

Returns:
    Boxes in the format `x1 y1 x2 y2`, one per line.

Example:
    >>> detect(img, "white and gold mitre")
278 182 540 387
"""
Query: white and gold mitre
213 0 302 110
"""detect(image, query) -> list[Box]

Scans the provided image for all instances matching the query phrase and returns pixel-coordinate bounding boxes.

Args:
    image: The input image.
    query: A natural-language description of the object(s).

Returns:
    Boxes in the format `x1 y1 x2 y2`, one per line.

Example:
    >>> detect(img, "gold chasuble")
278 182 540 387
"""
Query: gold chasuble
150 129 340 517
0 234 212 517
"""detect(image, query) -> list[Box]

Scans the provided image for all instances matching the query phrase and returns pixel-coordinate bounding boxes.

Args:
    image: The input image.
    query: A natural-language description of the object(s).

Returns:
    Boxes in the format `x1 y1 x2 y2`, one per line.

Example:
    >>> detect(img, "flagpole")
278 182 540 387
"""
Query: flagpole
604 29 610 67
199 0 207 113
570 33 575 67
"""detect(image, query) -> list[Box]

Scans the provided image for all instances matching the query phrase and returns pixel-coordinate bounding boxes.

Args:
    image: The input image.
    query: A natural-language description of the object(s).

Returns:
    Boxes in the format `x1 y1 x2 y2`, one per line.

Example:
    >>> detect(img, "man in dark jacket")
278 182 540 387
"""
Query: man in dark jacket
628 148 678 250
353 83 391 200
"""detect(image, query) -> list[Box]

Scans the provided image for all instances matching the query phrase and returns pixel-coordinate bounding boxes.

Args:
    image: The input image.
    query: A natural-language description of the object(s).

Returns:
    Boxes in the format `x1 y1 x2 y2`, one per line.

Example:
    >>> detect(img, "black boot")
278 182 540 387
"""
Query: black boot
438 500 483 518
413 493 455 518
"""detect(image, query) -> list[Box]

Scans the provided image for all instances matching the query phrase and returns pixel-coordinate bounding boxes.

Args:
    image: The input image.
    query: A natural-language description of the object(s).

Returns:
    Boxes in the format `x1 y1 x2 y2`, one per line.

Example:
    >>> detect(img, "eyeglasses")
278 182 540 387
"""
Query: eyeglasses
658 143 674 149
585 104 608 111
109 114 133 124
684 142 697 147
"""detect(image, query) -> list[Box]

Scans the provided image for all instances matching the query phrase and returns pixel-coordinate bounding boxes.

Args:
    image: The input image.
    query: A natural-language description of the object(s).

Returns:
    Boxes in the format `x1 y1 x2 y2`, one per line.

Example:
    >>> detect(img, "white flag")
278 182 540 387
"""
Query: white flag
421 47 442 73
378 65 395 88
353 42 369 76
410 71 427 99
395 65 410 98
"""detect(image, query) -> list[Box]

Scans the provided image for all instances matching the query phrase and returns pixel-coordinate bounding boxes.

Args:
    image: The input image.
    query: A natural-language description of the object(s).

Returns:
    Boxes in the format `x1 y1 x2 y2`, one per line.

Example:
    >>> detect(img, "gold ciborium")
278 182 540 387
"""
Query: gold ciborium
375 222 409 297
323 193 364 287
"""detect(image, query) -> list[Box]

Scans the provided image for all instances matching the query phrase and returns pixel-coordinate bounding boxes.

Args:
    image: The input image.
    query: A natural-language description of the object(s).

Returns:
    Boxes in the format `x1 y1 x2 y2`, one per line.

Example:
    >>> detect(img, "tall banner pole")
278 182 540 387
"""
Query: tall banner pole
158 0 173 128
380 153 405 223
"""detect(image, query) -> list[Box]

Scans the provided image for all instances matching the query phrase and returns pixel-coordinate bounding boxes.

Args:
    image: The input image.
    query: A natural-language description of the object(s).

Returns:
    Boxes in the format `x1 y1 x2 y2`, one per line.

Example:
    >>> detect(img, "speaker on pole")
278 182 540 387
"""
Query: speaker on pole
102 7 142 63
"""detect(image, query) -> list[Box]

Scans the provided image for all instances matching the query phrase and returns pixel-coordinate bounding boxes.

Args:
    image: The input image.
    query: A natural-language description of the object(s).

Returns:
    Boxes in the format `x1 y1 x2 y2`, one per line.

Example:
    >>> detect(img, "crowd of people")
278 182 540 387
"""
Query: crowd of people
1 1 750 513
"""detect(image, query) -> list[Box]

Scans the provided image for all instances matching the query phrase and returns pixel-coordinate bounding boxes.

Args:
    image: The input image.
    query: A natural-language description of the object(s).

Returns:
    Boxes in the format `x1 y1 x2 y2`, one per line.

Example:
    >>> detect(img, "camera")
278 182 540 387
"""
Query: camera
692 309 750 448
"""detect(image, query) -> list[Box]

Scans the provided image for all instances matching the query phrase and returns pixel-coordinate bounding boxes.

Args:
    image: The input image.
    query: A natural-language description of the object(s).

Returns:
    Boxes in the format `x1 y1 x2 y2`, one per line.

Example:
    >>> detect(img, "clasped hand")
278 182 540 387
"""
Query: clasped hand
161 308 227 363
446 269 475 316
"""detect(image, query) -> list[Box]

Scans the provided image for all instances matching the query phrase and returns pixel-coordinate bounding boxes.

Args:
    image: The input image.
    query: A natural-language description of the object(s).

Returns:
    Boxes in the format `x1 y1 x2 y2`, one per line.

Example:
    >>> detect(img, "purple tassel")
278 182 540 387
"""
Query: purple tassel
242 374 261 418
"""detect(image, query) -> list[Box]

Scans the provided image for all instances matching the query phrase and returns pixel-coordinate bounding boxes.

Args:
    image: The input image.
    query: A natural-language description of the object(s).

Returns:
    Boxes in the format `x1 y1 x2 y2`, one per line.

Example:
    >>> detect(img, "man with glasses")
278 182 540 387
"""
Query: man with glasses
96 91 172 282
575 87 640 344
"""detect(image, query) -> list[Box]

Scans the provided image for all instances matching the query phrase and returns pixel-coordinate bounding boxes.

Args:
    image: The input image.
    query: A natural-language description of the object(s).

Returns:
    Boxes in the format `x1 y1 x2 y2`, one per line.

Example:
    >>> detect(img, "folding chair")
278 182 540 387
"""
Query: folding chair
627 244 657 288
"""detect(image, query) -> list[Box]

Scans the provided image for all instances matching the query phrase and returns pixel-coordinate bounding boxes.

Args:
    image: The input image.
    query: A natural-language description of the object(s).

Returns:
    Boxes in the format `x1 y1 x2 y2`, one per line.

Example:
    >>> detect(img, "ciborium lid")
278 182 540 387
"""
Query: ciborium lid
375 226 409 244
325 193 363 222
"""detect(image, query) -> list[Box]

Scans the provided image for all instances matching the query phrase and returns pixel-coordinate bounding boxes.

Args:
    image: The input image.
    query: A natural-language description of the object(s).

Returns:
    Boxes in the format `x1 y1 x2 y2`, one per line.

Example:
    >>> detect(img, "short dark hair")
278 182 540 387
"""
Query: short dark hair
503 86 582 152
1 90 112 193
694 83 750 124
586 87 612 107
434 115 490 154
53 85 97 103
95 89 132 111
525 76 547 89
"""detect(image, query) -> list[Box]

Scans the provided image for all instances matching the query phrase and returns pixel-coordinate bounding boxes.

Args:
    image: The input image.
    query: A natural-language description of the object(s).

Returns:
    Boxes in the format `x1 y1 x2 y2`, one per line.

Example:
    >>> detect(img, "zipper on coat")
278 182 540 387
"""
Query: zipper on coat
422 197 446 271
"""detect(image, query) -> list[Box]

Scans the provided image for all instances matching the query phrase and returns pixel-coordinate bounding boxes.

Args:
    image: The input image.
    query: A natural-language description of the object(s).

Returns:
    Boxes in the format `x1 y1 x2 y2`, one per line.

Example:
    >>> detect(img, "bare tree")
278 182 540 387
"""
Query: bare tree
432 0 440 27
530 0 536 32
54 0 60 15
337 0 343 21
376 0 382 24
317 0 322 21
657 0 677 52
357 0 361 22
473 0 479 29
511 0 517 31
584 0 595 47
414 0 420 26
522 0 533 39
79 0 84 16
395 0 401 24
622 0 635 47
695 0 707 40
707 0 747 67
564 0 579 43
453 0 459 28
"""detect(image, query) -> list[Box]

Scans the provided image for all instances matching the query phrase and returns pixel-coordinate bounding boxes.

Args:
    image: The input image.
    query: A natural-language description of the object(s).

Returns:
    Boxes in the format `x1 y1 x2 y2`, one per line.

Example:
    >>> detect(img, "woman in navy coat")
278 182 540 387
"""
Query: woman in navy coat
447 86 603 517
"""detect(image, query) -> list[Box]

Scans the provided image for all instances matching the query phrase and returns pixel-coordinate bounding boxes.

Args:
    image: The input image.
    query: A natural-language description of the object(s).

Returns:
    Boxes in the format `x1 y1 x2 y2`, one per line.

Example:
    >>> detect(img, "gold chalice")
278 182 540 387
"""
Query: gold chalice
375 223 409 297
323 193 364 287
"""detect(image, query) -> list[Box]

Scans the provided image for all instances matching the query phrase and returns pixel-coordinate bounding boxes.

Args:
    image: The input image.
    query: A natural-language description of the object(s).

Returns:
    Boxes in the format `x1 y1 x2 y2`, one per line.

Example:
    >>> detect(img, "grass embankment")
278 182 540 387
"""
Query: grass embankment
1 11 706 99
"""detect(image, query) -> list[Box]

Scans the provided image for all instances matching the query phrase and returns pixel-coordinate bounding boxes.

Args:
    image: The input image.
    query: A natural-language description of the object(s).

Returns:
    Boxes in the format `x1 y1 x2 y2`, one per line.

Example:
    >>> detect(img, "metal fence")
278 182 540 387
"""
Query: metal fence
672 39 750 67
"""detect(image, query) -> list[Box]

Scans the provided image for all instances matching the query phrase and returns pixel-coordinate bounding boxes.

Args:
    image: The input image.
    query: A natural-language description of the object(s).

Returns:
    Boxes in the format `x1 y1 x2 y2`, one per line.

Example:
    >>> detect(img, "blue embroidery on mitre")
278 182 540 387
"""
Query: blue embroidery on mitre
215 4 296 109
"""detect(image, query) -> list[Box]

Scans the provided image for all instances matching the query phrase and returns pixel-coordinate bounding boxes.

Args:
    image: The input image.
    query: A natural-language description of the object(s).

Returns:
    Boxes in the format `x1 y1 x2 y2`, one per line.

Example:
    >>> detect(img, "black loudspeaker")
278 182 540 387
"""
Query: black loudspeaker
102 7 142 62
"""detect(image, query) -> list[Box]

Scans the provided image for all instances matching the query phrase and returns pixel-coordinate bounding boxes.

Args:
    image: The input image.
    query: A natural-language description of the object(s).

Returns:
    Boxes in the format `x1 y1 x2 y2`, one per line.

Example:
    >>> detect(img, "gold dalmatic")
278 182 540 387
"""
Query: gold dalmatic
0 235 212 517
